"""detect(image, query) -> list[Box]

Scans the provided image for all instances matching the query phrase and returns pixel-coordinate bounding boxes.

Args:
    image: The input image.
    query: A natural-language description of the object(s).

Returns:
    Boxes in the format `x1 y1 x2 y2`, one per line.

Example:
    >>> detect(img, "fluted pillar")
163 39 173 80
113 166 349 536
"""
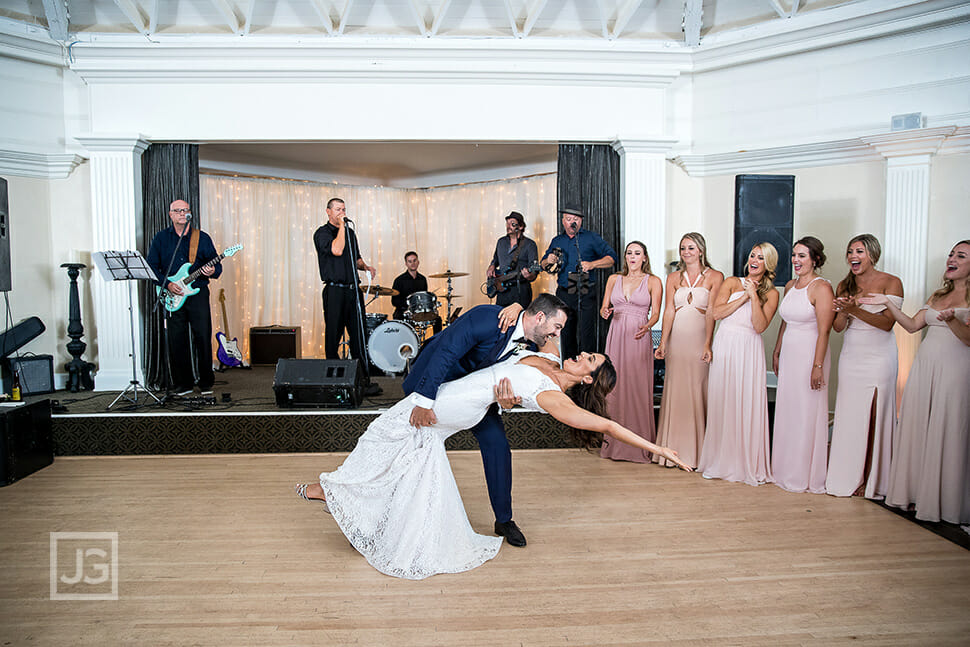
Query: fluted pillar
75 135 151 391
611 138 677 317
862 126 954 396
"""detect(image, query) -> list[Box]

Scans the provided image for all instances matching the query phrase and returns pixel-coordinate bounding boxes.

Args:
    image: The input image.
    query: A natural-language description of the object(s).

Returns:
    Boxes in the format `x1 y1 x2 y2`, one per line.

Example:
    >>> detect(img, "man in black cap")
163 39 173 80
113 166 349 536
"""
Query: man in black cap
541 207 617 359
485 211 539 309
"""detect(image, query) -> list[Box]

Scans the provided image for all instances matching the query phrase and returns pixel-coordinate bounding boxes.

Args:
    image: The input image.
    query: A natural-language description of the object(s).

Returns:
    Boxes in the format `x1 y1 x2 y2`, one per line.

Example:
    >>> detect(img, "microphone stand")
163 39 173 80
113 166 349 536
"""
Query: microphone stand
343 219 374 380
566 225 590 355
155 215 192 402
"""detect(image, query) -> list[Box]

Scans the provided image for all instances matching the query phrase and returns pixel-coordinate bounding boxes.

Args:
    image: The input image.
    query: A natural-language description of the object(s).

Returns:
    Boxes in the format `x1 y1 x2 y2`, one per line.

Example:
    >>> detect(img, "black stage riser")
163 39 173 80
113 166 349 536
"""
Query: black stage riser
52 411 576 456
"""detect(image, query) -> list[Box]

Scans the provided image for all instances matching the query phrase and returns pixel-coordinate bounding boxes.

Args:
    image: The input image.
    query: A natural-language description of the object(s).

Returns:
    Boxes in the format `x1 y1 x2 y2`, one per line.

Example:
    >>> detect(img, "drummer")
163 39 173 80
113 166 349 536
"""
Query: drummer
391 251 442 333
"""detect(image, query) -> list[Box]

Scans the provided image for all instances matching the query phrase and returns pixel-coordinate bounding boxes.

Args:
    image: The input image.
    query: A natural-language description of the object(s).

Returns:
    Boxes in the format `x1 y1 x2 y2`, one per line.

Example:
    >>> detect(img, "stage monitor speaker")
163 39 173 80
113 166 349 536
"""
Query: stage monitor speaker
3 354 55 396
273 358 364 409
0 399 53 487
0 177 10 292
250 325 301 366
734 174 794 287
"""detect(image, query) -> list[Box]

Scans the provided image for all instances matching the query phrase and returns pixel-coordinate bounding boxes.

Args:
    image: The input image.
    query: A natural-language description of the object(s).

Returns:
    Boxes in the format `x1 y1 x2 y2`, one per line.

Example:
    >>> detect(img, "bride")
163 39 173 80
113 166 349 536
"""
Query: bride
295 349 692 580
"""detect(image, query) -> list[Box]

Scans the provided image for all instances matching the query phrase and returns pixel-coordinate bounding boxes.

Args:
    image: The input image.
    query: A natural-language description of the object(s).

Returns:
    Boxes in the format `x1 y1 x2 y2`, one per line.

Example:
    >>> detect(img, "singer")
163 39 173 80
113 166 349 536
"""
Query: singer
146 199 222 395
541 207 617 359
313 197 382 396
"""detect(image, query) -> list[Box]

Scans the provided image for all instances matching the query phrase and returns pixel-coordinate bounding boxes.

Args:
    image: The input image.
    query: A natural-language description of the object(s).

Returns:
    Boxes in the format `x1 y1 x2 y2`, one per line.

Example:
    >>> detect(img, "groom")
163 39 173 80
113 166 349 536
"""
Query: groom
403 293 569 547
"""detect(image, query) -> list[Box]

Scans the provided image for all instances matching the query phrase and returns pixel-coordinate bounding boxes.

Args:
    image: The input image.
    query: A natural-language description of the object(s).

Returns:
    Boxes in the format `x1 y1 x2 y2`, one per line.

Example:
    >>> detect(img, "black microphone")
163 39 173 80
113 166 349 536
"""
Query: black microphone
184 213 193 221
343 217 354 224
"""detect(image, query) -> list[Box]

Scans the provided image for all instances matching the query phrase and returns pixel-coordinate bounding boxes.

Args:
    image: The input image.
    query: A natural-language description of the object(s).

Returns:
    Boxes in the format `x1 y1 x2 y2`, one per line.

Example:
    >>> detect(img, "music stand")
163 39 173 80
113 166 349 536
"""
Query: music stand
92 250 163 409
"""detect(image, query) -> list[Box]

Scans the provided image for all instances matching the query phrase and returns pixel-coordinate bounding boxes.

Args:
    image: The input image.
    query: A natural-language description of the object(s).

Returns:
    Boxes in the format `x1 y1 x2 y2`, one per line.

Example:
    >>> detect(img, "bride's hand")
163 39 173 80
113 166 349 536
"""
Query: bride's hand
659 447 693 472
494 377 522 411
497 303 524 332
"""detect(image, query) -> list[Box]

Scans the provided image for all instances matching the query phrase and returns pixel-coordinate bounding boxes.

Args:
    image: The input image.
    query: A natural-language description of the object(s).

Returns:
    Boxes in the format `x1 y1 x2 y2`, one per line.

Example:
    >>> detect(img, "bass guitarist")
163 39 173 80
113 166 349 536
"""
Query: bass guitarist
486 211 538 309
146 199 222 396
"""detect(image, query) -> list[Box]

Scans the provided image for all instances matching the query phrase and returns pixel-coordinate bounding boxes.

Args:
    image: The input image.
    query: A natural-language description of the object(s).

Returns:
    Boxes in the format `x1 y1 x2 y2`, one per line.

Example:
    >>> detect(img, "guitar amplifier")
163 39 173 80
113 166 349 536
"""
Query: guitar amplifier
3 355 55 396
273 359 364 409
250 326 301 366
0 399 53 486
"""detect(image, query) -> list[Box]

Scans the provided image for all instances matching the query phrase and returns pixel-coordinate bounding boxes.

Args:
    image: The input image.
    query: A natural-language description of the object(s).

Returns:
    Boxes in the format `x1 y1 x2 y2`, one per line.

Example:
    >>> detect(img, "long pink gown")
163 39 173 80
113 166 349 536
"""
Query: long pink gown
825 297 901 498
698 290 772 485
887 306 970 524
771 279 831 494
654 272 710 468
600 276 655 462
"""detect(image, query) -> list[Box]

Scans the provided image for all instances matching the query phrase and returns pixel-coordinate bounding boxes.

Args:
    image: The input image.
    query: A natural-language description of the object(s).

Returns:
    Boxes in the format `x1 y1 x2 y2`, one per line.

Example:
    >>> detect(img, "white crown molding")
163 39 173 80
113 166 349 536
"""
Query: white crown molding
74 135 152 154
611 137 680 156
861 126 958 158
938 126 970 155
0 18 67 67
0 148 86 179
671 139 884 177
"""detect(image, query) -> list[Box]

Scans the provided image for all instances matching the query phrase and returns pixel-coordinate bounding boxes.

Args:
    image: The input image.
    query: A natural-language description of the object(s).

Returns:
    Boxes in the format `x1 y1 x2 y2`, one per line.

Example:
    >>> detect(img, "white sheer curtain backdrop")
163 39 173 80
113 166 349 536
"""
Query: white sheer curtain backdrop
202 172 557 361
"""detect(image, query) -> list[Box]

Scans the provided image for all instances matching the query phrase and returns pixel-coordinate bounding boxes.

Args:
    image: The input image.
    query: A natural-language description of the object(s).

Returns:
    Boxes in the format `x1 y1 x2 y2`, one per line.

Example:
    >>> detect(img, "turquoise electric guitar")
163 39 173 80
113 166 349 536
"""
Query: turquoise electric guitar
158 244 243 313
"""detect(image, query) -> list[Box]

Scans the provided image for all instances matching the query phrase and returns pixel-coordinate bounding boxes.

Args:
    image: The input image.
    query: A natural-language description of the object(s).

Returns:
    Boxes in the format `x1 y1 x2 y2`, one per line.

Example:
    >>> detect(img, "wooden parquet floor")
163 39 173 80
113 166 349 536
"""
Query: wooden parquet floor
1 450 968 646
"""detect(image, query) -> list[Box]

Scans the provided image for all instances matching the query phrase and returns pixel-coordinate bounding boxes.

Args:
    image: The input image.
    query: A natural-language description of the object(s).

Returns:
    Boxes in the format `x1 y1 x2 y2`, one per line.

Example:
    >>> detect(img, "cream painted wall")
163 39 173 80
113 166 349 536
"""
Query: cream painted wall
927 153 970 297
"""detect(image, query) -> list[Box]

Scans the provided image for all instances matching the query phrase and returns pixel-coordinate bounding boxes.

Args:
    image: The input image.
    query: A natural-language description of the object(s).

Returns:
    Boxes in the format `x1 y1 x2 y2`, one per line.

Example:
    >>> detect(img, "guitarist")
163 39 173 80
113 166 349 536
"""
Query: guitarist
486 211 538 309
146 199 221 396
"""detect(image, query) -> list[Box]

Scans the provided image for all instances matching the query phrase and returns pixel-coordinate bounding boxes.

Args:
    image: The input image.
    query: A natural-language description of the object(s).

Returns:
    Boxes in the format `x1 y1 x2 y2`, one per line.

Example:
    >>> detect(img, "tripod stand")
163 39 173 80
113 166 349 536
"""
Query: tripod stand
92 250 162 409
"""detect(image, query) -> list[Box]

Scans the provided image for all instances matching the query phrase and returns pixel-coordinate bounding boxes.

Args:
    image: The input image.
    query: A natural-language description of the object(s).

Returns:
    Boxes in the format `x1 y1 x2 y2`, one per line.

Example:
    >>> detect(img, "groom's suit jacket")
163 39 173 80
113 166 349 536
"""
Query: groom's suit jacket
402 304 515 405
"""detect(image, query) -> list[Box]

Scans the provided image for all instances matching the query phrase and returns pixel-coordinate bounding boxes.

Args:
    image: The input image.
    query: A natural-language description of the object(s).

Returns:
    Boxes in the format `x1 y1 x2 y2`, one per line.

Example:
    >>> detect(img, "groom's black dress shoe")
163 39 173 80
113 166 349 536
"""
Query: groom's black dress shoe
494 520 527 547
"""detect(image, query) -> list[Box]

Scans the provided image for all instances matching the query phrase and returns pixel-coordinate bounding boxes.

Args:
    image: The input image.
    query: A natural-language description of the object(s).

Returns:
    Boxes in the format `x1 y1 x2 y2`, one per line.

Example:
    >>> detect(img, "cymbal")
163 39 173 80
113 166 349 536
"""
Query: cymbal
429 270 469 279
360 285 398 297
441 294 463 299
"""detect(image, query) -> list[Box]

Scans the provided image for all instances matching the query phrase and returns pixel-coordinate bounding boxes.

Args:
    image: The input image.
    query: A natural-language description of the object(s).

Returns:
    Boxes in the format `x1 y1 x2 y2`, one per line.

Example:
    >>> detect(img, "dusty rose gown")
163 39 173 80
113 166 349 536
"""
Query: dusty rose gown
825 297 901 499
886 306 970 524
600 275 655 462
771 278 831 494
698 290 772 485
654 272 710 468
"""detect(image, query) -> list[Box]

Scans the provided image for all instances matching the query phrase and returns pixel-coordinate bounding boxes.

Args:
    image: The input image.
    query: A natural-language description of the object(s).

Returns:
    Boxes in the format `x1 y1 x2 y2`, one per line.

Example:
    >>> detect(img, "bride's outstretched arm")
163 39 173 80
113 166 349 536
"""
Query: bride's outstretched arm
535 390 693 471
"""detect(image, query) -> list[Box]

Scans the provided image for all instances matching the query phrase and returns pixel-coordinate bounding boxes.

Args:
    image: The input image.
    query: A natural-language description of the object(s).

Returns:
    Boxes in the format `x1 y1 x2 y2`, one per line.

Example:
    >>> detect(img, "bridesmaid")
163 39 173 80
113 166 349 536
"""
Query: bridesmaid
770 236 835 494
654 233 724 469
598 241 663 462
825 234 903 499
698 243 780 486
862 240 970 524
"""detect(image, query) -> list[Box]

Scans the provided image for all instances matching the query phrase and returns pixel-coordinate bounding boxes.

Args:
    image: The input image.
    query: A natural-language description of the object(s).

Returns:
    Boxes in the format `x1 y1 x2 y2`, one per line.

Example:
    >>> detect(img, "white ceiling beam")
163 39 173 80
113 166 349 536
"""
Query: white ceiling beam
308 0 336 35
242 0 257 36
408 0 431 36
148 0 158 34
790 0 800 18
683 0 701 46
112 0 148 34
337 0 355 35
769 0 787 19
210 0 241 34
429 0 452 36
610 0 644 40
41 0 70 41
521 0 548 38
502 0 522 38
595 0 609 39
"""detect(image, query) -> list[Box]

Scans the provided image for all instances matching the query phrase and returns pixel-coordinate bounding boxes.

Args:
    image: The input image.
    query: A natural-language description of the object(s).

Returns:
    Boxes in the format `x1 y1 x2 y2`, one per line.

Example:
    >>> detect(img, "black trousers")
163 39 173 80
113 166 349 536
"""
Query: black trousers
167 285 215 391
322 284 369 373
556 286 597 360
495 281 533 309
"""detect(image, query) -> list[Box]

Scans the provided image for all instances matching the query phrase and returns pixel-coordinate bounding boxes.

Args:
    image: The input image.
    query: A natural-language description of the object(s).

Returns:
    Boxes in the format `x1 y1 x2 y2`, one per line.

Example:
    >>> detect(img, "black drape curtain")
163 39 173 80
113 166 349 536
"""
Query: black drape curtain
140 143 200 389
556 143 621 352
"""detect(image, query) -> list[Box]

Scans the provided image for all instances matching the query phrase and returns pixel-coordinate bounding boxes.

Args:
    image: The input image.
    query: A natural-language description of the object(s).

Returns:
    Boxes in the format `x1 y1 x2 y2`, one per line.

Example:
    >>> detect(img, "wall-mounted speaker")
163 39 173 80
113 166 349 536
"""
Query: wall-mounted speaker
734 174 794 286
273 358 364 409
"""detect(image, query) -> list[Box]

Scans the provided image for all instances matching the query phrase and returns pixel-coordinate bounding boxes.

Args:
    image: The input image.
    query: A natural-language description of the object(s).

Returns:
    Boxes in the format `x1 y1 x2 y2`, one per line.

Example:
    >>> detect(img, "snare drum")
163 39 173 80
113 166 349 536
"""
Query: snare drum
405 291 440 322
364 313 387 338
367 320 420 374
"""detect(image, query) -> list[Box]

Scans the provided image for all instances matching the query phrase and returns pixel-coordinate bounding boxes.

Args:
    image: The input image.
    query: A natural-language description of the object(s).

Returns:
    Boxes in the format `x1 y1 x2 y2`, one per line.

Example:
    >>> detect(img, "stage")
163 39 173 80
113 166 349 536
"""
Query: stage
24 366 579 456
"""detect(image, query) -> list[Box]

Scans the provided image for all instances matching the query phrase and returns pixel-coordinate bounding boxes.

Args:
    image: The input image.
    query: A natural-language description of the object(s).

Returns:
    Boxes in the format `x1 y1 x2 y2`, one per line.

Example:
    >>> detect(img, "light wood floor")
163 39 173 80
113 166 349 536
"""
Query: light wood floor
1 450 968 646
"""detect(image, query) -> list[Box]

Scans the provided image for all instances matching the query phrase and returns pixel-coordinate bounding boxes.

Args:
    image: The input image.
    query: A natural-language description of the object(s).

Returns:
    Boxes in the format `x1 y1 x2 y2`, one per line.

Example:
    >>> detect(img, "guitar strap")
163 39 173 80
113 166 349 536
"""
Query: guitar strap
188 226 200 265
506 237 524 278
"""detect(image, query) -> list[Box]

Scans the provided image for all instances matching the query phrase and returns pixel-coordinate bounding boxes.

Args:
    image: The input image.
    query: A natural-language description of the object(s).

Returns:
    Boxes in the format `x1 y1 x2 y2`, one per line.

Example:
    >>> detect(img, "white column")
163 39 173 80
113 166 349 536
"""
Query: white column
861 126 954 396
611 138 677 315
75 135 151 391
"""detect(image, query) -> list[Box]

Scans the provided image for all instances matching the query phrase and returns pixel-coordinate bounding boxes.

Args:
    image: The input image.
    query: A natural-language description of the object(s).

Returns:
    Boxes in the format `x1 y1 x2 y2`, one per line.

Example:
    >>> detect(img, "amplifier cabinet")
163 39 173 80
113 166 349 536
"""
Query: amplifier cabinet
3 354 55 396
0 399 53 486
249 326 302 366
273 359 363 409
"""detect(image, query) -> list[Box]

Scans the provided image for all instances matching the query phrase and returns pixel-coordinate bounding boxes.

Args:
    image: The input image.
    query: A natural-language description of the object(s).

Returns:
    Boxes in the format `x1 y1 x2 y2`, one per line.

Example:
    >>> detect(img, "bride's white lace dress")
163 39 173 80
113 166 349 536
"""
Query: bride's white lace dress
319 353 562 580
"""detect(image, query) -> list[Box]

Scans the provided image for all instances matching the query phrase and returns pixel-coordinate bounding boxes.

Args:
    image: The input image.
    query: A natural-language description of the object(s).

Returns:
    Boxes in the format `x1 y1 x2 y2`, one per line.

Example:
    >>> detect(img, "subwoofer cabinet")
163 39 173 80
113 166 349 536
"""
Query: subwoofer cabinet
0 399 53 486
273 358 364 409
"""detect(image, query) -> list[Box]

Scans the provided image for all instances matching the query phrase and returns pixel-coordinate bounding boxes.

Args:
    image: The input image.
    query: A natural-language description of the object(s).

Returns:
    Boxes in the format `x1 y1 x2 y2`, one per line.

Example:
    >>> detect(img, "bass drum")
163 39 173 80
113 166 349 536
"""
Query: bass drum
367 320 420 374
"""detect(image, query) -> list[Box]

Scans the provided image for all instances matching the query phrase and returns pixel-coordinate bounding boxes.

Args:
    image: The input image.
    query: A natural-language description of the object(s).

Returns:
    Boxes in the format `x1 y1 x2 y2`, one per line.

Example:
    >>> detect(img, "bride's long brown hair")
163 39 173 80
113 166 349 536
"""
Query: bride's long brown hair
565 355 617 450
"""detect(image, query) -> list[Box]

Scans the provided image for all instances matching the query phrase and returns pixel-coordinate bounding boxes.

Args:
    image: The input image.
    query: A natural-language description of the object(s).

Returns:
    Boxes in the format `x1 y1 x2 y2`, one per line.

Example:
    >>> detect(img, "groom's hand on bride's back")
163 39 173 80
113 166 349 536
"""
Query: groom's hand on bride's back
410 406 438 428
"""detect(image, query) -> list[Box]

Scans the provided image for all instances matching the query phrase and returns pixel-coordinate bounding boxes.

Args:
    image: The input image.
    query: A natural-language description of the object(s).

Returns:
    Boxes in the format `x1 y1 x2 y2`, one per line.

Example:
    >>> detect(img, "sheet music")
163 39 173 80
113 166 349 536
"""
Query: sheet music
92 251 158 283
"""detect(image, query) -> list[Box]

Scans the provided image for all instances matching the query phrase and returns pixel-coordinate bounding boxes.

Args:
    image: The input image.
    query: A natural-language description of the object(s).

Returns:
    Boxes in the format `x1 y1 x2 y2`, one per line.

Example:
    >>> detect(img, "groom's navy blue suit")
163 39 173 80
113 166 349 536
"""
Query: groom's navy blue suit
402 304 520 523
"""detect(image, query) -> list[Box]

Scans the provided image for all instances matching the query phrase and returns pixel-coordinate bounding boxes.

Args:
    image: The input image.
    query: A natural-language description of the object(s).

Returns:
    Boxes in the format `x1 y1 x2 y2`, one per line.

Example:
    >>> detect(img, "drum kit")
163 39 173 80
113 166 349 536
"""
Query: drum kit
360 269 469 375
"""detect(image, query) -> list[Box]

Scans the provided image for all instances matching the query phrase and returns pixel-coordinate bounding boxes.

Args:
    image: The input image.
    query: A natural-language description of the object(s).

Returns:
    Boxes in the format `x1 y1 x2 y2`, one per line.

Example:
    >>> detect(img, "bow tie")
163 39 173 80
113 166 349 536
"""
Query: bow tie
511 337 529 354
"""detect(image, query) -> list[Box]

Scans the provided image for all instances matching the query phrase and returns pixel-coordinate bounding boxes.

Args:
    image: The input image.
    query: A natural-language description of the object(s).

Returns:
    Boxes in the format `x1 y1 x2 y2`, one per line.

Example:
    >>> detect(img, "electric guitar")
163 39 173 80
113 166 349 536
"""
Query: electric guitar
215 288 244 368
158 244 243 312
485 260 543 298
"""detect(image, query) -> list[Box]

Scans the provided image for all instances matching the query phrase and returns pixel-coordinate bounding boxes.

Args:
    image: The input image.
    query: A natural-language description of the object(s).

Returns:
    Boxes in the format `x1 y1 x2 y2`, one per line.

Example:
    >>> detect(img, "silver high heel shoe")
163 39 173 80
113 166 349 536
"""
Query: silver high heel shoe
294 483 330 514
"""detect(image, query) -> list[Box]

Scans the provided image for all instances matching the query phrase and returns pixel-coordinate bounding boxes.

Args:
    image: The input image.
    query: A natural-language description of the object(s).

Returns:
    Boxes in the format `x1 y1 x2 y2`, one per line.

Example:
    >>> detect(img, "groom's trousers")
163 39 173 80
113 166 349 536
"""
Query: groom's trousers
471 405 513 524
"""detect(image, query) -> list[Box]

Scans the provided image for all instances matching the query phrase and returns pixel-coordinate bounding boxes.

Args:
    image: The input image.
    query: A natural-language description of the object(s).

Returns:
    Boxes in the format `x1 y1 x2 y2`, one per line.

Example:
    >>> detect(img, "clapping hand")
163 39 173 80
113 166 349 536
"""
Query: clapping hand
857 293 888 306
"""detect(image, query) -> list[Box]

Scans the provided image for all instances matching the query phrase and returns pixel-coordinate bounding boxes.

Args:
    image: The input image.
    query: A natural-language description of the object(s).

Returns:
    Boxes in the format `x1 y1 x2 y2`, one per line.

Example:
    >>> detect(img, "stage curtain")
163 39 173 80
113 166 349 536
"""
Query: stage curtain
201 173 557 362
556 144 622 352
140 143 200 389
